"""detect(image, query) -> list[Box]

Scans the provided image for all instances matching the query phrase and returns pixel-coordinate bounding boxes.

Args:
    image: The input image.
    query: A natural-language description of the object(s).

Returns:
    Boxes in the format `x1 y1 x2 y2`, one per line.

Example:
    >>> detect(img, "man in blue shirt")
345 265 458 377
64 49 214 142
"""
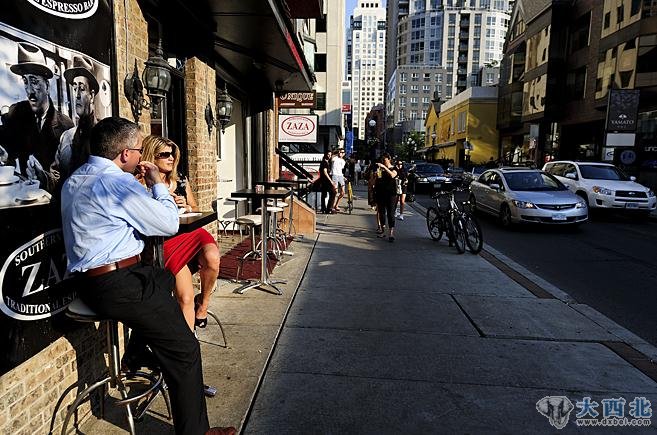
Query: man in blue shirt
61 117 233 435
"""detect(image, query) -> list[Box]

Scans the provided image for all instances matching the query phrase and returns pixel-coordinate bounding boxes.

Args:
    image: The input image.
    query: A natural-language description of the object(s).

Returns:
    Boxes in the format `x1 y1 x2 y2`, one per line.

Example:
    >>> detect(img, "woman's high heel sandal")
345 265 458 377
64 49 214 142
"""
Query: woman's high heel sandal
194 294 208 329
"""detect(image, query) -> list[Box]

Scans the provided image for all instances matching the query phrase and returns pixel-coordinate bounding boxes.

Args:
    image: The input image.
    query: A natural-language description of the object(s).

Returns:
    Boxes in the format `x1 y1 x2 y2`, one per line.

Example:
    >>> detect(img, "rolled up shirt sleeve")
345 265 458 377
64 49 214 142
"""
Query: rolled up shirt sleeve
109 174 179 237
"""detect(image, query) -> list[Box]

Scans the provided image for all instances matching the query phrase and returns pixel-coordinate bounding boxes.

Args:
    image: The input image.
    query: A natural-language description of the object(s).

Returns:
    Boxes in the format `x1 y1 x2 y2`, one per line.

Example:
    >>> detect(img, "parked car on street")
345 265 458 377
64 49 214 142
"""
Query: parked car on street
445 167 465 183
469 167 588 226
542 161 656 216
408 163 447 194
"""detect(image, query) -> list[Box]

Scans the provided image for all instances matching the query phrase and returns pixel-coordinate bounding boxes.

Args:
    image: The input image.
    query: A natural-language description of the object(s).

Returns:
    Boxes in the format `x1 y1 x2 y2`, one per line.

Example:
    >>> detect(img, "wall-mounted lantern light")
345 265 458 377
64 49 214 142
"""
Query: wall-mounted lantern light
123 37 172 121
205 83 233 135
216 83 233 133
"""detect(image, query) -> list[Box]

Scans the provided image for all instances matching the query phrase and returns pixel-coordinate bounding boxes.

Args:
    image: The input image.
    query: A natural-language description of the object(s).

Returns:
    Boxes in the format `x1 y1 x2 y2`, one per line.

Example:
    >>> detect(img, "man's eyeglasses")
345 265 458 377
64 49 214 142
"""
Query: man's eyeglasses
127 148 143 155
155 151 176 159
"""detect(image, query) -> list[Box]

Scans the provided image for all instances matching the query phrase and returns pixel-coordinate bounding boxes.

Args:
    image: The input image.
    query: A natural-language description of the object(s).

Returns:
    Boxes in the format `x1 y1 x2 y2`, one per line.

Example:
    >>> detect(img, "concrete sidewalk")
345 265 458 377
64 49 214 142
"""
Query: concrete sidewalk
81 187 657 433
242 188 657 433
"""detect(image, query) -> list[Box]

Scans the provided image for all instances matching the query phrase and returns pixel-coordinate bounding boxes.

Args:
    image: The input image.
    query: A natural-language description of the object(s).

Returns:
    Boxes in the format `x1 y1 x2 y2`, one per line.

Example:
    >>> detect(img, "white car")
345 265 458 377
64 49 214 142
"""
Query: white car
542 161 656 215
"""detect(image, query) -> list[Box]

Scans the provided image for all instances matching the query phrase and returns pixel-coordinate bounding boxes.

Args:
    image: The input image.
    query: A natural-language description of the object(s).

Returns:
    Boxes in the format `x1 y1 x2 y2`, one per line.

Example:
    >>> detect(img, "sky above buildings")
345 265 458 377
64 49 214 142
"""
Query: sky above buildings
345 0 386 29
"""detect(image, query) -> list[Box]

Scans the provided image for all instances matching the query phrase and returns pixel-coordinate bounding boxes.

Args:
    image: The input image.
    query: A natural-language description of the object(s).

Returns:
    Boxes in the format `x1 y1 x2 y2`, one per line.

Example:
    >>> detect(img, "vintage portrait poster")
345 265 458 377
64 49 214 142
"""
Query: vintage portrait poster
0 0 115 374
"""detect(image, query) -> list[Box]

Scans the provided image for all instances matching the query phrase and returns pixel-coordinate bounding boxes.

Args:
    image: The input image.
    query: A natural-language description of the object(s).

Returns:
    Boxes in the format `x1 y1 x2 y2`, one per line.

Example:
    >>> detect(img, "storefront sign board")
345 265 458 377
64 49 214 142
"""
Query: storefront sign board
0 0 115 375
279 114 317 143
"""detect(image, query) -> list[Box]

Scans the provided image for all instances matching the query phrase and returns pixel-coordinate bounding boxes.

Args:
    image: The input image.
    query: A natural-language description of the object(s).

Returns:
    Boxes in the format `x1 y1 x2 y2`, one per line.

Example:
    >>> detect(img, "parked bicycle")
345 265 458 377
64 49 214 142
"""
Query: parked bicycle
426 180 483 254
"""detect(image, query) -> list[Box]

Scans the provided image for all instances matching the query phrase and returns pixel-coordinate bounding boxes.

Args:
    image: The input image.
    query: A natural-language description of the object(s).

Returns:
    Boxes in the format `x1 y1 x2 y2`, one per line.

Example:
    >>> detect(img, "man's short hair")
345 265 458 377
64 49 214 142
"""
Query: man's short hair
90 117 140 160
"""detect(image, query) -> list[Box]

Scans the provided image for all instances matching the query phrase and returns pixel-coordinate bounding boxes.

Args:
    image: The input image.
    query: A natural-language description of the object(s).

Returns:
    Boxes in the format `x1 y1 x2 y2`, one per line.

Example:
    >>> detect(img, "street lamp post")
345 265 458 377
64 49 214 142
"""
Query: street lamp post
368 119 377 158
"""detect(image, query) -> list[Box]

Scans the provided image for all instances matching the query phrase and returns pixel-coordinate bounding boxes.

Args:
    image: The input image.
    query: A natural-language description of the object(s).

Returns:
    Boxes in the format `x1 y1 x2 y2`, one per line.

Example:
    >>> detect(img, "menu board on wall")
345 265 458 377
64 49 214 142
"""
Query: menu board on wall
0 0 115 375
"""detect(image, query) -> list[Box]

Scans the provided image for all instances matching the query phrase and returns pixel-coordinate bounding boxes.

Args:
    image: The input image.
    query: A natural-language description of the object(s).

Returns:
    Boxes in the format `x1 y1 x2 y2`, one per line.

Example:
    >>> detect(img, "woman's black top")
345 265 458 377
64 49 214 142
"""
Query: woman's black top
173 177 187 197
375 165 397 198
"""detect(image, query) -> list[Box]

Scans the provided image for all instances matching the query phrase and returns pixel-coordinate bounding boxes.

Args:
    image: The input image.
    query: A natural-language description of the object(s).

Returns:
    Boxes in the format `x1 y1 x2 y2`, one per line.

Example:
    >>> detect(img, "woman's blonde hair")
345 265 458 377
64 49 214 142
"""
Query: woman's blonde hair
141 135 181 184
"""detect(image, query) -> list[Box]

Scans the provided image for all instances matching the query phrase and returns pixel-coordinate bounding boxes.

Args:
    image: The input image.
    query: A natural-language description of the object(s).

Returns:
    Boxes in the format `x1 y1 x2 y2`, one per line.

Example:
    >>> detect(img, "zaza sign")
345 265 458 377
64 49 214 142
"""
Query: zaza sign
279 114 318 143
0 229 75 321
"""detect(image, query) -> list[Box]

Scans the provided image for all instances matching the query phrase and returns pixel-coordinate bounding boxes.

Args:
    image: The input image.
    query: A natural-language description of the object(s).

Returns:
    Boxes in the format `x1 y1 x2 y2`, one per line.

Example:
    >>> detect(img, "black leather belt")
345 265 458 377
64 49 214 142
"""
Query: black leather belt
85 255 141 277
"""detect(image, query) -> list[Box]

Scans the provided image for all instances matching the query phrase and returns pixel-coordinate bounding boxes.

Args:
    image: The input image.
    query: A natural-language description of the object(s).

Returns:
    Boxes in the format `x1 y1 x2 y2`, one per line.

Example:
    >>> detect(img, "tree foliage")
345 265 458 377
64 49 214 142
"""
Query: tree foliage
394 130 425 162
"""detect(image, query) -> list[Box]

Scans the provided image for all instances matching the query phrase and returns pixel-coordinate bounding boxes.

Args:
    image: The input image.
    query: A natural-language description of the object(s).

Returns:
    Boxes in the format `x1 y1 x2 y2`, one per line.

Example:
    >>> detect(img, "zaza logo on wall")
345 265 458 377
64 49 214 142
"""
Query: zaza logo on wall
26 0 99 19
279 114 318 143
0 230 75 321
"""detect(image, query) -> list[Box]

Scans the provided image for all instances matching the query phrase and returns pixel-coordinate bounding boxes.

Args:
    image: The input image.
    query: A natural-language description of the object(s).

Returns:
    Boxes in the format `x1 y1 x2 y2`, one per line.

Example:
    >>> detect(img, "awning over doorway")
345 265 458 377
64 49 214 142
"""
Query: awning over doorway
281 0 324 18
143 0 316 95
208 0 315 93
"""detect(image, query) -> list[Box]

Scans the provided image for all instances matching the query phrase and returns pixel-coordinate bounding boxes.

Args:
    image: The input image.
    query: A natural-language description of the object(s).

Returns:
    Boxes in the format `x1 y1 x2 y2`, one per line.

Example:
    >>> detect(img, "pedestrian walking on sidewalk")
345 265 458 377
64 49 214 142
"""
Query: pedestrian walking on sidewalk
374 153 398 242
319 150 335 214
330 148 347 212
394 159 408 220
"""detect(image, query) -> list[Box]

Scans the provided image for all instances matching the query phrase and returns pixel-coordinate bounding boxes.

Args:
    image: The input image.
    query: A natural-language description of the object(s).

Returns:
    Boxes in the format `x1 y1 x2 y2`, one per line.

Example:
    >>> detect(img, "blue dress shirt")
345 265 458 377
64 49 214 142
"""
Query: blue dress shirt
61 156 179 273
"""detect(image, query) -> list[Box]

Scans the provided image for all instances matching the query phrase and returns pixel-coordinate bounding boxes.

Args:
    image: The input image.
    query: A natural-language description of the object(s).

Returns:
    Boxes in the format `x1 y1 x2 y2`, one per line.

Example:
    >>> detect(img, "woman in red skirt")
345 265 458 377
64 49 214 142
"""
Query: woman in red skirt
141 135 220 331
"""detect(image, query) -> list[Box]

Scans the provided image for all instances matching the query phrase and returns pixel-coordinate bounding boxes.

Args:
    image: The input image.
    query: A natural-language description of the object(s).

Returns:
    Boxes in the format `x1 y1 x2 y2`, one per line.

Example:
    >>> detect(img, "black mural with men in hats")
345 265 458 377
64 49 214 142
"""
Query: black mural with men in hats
0 0 115 375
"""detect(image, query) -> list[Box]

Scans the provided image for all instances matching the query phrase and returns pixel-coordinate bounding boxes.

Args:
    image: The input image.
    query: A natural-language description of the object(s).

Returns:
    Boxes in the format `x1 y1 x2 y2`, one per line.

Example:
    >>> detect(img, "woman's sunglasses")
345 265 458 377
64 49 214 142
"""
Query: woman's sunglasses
155 151 176 159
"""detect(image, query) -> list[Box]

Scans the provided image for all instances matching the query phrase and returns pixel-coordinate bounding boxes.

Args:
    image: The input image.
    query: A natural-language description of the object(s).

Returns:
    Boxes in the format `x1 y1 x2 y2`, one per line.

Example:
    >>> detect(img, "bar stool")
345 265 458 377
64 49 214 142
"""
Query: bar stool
277 192 297 236
256 205 285 260
221 197 247 236
235 214 262 281
60 298 170 435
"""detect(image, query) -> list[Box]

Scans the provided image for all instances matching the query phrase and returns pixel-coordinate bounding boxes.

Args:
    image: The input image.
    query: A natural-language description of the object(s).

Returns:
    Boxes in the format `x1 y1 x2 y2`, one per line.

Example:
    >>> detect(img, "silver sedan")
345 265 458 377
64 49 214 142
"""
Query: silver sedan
469 168 588 226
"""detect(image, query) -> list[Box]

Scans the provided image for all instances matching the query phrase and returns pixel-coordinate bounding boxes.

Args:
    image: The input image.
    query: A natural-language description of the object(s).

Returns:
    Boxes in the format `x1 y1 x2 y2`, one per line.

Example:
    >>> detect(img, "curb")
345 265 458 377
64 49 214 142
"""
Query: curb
408 200 657 365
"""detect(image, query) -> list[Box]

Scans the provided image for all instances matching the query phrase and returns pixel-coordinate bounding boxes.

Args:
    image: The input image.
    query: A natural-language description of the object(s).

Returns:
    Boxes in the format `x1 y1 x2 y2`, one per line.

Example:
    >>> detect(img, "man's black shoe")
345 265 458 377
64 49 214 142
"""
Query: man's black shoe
121 347 159 373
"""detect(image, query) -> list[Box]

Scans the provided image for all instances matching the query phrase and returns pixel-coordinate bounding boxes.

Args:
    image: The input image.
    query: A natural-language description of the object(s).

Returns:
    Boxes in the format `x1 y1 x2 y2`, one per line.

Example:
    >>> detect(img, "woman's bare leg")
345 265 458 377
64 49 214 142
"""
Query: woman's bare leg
195 243 220 320
174 265 195 331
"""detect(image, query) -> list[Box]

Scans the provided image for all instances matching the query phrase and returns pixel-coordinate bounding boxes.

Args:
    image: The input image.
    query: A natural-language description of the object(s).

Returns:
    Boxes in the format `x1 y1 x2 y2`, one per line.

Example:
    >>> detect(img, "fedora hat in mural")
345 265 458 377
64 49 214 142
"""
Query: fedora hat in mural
63 55 99 93
10 42 53 79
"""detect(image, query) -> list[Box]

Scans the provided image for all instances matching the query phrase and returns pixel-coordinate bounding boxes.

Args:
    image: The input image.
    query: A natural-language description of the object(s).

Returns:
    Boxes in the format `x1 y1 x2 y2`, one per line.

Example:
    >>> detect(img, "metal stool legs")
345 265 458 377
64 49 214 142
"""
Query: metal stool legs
197 310 228 348
236 224 261 281
60 320 169 435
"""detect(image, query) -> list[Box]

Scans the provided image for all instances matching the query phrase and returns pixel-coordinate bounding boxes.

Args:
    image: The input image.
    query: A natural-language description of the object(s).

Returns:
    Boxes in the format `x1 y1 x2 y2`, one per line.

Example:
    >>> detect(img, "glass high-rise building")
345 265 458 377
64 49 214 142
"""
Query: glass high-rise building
347 1 387 140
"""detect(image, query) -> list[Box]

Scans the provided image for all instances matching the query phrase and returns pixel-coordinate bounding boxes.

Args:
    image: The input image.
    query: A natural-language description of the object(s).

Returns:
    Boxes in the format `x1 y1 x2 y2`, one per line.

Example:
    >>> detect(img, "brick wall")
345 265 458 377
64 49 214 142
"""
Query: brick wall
0 1 149 433
114 0 152 132
184 58 218 237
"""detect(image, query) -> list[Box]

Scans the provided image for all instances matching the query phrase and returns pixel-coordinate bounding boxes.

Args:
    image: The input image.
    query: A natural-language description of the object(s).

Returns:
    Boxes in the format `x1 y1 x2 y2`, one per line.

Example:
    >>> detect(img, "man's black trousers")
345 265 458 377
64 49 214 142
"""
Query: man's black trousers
76 263 209 435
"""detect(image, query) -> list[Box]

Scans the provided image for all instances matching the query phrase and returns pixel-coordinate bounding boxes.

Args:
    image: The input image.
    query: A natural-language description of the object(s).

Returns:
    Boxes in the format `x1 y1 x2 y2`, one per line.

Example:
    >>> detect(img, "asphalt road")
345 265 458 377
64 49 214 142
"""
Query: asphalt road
415 193 657 347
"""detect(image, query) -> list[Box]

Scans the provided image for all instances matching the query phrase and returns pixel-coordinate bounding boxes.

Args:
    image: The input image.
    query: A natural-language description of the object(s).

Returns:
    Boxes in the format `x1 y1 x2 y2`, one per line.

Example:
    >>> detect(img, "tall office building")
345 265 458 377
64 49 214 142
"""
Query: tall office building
385 0 512 138
347 1 387 140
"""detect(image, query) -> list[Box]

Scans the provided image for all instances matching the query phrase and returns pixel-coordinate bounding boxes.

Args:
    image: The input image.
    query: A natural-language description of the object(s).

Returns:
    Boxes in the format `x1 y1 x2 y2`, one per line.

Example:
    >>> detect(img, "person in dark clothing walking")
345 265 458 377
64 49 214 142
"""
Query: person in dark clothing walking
319 150 336 213
374 153 398 242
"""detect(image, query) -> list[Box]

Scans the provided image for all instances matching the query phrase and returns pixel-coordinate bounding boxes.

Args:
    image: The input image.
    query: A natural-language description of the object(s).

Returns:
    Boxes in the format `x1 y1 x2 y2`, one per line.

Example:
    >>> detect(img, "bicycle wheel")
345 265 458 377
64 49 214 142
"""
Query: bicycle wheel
426 207 443 241
449 215 467 254
463 213 483 254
